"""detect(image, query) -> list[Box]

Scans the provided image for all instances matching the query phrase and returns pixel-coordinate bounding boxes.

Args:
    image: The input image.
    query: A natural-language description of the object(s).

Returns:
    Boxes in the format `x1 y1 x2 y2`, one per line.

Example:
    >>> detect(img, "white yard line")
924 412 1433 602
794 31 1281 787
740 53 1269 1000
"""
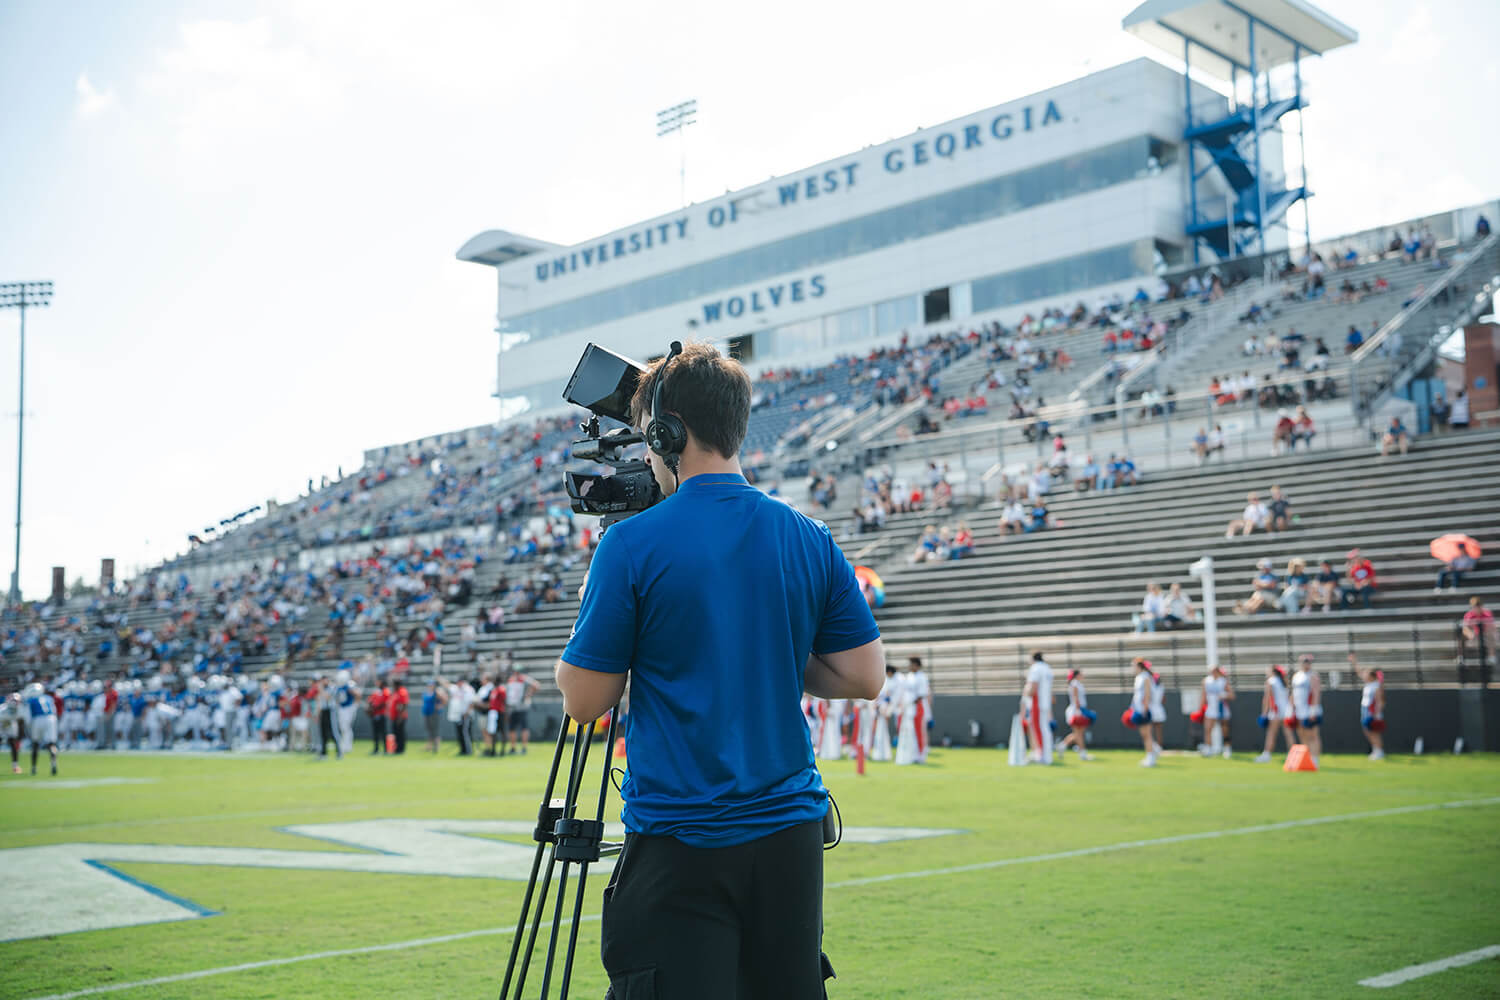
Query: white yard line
827 795 1500 888
19 795 1500 1000
1358 945 1500 989
21 917 598 1000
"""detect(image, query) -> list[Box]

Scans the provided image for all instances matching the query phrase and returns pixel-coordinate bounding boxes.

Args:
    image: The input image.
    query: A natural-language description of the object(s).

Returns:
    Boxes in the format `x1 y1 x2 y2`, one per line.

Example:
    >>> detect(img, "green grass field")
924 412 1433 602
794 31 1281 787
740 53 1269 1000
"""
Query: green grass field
2 746 1498 999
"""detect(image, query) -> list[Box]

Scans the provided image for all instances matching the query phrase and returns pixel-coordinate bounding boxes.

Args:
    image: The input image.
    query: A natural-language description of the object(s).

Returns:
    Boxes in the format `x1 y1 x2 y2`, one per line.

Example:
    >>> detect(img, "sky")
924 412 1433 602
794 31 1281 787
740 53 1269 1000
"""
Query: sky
0 0 1495 596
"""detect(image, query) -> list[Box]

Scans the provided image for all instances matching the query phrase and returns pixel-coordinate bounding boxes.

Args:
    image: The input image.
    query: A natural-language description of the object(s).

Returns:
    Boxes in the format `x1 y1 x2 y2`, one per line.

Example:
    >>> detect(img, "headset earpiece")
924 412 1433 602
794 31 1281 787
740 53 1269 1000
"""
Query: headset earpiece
646 341 688 462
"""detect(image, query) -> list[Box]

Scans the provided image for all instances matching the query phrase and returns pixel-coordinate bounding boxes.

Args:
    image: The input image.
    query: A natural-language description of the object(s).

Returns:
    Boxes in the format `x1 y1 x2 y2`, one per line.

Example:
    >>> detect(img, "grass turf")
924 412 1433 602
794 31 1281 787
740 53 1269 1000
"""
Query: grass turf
2 747 1498 999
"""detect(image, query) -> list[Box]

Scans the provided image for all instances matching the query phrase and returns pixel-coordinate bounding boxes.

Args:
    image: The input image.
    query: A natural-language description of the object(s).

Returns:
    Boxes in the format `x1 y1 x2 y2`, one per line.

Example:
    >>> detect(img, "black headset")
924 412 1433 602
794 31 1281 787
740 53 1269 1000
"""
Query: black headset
645 341 687 466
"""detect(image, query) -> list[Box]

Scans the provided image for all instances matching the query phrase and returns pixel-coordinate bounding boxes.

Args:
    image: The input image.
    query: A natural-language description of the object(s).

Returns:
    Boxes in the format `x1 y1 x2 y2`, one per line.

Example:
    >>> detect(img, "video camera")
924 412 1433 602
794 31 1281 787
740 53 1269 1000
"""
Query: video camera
561 343 663 523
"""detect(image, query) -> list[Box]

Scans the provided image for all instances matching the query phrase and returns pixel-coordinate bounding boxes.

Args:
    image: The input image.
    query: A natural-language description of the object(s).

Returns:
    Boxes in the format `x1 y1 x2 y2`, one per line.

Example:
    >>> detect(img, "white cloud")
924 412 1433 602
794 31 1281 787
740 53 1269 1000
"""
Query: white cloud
75 72 117 117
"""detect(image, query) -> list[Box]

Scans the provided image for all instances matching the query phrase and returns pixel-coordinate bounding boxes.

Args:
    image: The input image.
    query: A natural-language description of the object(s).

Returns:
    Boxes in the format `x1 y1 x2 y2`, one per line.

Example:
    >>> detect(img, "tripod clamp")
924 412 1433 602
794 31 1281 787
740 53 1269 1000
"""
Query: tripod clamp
552 817 605 863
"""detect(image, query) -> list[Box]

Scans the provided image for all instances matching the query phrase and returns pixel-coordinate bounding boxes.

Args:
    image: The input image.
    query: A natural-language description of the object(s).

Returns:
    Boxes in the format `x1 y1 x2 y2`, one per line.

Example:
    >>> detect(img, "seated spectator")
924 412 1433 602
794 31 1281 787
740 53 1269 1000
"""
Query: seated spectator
1207 423 1226 460
948 522 975 560
1233 559 1280 614
1027 462 1052 502
1073 455 1099 493
1435 538 1479 593
1023 499 1052 533
1225 492 1269 538
1344 325 1364 353
1048 445 1070 478
1192 427 1210 463
931 478 954 512
1460 596 1497 661
910 525 942 564
1103 454 1137 489
1342 549 1377 609
1272 408 1295 455
1380 415 1410 456
1164 582 1196 629
997 498 1028 537
1280 558 1310 614
1267 485 1292 532
1308 559 1339 612
1132 582 1167 633
1290 407 1316 451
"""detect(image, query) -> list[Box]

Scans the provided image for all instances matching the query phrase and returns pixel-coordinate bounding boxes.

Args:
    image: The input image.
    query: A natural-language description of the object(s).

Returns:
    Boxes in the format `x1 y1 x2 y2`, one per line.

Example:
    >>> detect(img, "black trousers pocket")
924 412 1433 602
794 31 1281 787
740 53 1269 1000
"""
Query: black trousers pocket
605 965 656 1000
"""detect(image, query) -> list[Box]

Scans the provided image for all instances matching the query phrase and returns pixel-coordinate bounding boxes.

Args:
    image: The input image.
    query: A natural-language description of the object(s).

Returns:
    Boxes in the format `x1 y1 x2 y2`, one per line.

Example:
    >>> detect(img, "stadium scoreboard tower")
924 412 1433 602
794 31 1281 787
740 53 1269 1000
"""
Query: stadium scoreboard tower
459 1 1355 420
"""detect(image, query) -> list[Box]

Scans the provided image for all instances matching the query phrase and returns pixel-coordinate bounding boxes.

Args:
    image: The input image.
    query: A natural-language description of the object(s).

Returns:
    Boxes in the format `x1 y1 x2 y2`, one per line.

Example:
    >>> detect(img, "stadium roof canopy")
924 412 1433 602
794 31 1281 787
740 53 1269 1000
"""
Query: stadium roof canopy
456 230 562 267
1123 0 1357 81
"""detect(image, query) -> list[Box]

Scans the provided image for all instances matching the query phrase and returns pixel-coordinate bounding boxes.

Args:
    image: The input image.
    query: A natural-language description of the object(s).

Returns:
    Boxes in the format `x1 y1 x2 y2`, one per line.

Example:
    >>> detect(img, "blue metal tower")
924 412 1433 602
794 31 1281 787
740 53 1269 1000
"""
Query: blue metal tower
1124 0 1357 263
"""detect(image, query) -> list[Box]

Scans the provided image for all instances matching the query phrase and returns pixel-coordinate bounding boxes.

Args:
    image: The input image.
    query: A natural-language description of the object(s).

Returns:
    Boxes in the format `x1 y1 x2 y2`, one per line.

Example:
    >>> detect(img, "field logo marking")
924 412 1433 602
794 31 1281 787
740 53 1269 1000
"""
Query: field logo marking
0 819 961 942
1358 944 1500 988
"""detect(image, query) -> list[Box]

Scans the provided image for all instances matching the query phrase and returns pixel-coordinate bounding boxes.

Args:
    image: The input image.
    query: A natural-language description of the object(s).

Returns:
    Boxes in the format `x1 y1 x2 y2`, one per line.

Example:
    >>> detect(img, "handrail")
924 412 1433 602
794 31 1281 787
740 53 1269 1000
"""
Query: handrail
1350 233 1497 366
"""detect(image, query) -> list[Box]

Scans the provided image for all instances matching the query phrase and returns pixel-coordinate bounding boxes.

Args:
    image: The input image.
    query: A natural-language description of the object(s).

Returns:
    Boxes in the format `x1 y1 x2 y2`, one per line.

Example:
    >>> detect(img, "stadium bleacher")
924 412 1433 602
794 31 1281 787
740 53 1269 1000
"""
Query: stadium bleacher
4 215 1494 723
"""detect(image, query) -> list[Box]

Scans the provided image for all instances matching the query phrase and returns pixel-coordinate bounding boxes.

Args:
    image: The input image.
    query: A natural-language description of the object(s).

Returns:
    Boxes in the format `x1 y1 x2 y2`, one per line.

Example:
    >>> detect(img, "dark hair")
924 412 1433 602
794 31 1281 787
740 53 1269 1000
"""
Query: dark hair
1031 650 1045 662
629 341 751 459
907 656 922 669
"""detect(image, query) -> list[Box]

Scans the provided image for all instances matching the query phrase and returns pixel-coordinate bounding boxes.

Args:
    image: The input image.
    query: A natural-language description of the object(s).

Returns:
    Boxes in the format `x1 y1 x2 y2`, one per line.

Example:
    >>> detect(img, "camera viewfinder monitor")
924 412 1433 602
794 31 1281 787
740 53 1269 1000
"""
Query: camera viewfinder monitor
563 343 648 425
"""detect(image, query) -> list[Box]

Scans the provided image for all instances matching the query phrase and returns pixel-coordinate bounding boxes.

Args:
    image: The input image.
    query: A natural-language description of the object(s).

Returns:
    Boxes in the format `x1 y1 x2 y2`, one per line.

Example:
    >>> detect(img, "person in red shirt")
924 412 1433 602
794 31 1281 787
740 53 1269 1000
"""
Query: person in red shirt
284 688 306 752
1461 596 1497 661
1342 549 1377 609
367 684 389 754
390 683 410 754
484 682 507 757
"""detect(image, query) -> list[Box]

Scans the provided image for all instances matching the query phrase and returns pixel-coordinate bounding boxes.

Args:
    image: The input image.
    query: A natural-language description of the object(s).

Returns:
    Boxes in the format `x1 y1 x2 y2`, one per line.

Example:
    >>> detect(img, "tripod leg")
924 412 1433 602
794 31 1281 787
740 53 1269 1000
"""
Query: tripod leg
560 709 620 1000
514 853 560 999
501 719 574 1000
539 719 598 1000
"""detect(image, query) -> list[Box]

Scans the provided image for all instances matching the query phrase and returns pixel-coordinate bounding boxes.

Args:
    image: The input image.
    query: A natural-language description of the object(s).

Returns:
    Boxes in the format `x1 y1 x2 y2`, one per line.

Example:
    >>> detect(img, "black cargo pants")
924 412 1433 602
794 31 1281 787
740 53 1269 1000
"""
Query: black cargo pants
601 819 833 999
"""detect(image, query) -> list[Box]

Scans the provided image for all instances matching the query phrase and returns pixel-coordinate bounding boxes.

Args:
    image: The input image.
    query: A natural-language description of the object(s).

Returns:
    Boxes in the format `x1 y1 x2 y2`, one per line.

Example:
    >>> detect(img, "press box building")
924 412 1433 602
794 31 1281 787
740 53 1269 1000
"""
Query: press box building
459 0 1356 417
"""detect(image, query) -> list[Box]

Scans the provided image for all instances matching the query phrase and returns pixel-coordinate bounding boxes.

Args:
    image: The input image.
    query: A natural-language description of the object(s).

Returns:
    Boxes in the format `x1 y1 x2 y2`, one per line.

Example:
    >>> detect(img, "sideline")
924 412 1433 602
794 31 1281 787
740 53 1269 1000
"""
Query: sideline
21 795 1500 1000
1358 945 1500 989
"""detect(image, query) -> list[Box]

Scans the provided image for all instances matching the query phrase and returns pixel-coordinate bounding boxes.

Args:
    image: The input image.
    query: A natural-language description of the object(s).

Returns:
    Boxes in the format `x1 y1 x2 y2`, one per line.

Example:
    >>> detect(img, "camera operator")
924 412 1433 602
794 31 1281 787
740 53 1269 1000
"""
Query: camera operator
556 341 884 999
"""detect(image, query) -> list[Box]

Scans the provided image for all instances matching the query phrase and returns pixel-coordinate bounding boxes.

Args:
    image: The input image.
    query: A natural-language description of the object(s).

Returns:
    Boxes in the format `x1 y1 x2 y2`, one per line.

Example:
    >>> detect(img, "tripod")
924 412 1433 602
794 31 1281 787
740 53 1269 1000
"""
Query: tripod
499 705 622 1000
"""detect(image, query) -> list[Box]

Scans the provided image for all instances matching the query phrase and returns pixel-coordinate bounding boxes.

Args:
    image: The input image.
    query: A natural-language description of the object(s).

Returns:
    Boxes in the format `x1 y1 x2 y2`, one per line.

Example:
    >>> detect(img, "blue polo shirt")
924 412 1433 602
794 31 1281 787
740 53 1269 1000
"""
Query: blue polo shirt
562 472 879 847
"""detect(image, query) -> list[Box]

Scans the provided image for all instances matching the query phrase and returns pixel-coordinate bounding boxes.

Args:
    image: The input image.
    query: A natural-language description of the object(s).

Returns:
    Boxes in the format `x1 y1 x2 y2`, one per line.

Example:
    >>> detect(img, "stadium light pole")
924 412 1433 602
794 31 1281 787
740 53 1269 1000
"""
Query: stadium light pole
656 99 697 207
0 281 52 606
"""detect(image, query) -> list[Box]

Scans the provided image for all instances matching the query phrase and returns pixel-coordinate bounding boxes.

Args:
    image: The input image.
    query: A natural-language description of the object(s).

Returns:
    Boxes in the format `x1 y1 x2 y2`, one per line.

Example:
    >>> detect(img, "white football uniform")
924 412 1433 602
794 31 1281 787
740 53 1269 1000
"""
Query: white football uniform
1149 674 1167 724
26 695 58 746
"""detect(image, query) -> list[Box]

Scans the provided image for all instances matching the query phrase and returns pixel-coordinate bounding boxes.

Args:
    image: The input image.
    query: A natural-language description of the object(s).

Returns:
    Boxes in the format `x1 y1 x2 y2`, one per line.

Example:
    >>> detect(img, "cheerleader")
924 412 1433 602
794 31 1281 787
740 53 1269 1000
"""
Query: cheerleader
1201 665 1234 758
1128 657 1156 766
1254 663 1297 762
870 665 896 762
1291 653 1323 764
1021 651 1054 765
906 657 932 763
818 698 847 760
1148 666 1168 754
894 671 919 766
1354 654 1385 760
1057 668 1096 760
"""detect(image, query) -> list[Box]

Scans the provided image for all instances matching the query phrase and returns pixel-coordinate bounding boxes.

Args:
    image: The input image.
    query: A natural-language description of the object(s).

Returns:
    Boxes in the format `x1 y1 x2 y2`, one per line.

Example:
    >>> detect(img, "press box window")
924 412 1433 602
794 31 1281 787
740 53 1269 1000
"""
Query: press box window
923 287 951 325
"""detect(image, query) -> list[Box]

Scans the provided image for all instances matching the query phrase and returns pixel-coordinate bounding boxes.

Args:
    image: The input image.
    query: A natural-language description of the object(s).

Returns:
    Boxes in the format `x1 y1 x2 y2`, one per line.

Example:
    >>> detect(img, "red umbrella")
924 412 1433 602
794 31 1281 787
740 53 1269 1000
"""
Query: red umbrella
1430 534 1481 563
